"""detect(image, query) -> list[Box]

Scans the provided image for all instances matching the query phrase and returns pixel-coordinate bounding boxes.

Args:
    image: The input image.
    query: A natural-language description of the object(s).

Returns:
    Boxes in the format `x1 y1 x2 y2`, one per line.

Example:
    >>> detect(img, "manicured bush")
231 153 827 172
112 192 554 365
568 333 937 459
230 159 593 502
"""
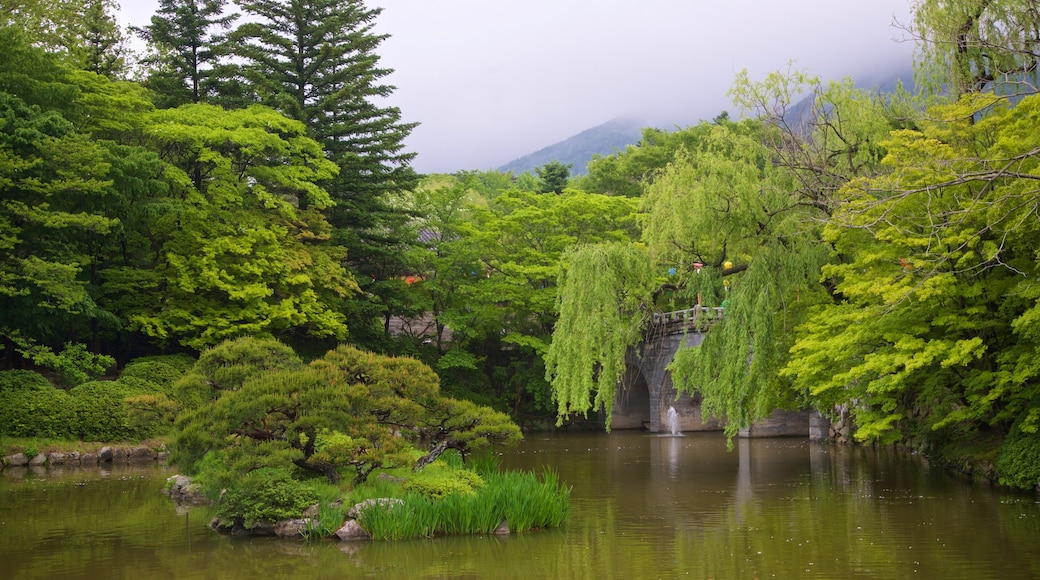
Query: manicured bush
0 370 53 392
69 380 140 441
0 374 75 438
119 355 194 394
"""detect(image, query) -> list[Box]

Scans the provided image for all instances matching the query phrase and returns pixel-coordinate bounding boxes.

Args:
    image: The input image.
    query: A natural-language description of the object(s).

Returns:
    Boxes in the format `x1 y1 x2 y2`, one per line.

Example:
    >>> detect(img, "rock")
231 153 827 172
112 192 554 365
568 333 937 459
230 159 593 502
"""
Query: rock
4 453 28 467
47 452 67 465
274 518 315 539
163 475 210 506
335 520 370 541
494 520 510 536
209 518 277 536
128 446 155 462
80 452 98 465
112 447 130 463
67 451 81 465
28 453 46 466
98 446 113 463
347 498 403 519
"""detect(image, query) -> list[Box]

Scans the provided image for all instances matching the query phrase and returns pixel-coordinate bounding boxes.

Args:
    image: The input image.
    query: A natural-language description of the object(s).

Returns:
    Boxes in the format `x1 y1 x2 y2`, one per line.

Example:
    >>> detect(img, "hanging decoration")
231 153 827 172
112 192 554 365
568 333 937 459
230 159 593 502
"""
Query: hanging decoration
693 262 703 274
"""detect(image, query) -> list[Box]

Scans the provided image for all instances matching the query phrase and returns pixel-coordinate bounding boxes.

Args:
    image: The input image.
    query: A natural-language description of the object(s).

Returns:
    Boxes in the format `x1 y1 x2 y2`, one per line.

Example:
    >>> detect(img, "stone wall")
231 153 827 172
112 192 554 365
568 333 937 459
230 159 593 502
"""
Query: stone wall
1 445 167 468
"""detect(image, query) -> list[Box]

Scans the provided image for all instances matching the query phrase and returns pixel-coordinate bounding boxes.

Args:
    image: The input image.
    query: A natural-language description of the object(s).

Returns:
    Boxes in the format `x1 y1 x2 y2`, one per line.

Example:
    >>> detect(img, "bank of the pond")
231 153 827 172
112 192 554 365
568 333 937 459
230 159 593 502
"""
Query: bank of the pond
3 433 1035 493
1 442 168 468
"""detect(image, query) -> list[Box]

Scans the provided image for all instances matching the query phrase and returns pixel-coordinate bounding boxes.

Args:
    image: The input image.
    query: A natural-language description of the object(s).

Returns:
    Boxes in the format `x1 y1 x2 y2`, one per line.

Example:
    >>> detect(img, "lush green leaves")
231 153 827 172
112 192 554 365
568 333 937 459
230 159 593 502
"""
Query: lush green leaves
545 243 656 425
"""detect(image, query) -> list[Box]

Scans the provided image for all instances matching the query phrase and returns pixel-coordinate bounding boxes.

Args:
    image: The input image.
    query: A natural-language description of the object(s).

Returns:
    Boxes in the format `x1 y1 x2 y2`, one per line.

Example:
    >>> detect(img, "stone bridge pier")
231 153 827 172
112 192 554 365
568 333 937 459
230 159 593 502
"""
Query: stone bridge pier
606 307 820 438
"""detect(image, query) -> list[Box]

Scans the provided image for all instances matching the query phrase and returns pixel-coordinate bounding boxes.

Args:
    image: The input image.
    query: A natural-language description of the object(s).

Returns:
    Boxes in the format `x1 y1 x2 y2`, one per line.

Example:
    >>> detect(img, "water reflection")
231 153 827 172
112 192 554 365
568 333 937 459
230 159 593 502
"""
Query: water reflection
2 434 1038 579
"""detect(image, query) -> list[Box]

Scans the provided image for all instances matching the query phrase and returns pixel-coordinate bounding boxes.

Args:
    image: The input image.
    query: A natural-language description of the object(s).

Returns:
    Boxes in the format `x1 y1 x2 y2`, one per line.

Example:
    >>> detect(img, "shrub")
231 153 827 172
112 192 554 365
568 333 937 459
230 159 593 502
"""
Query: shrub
69 381 139 441
0 370 53 392
0 380 75 438
997 428 1040 490
403 463 484 498
214 468 320 528
119 356 194 394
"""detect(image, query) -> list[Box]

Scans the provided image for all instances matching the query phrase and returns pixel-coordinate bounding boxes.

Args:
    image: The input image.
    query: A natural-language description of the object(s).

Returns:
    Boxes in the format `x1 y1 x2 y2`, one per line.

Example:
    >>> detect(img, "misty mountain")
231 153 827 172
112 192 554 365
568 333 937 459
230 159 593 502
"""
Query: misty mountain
495 66 915 178
496 117 644 176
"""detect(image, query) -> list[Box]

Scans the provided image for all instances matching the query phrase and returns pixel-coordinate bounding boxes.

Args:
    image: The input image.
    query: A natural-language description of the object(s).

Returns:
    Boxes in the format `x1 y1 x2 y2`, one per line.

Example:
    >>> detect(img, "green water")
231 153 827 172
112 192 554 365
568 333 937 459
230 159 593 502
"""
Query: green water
1 432 1037 579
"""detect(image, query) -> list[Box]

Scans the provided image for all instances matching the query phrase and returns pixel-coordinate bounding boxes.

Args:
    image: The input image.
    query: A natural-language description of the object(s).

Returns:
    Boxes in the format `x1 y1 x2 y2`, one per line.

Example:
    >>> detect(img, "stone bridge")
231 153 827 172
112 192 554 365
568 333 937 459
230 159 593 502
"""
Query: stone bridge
607 306 823 438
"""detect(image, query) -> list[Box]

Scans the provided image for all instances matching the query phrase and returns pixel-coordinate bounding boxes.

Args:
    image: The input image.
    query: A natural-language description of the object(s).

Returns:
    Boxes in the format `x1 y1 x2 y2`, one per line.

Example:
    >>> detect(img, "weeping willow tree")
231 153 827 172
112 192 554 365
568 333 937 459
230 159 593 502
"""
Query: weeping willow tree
547 74 908 434
910 0 1040 96
643 121 833 438
544 242 656 426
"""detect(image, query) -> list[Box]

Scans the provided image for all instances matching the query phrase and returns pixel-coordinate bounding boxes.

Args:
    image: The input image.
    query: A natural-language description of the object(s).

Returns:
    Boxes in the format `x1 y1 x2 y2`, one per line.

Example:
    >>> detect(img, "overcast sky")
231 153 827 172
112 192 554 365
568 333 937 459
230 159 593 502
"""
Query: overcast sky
117 1 918 174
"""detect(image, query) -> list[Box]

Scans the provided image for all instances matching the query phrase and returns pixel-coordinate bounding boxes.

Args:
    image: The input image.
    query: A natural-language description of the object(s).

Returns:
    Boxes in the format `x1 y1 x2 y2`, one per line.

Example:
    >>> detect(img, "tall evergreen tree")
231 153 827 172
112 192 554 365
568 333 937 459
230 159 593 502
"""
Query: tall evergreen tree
225 0 420 347
134 0 238 107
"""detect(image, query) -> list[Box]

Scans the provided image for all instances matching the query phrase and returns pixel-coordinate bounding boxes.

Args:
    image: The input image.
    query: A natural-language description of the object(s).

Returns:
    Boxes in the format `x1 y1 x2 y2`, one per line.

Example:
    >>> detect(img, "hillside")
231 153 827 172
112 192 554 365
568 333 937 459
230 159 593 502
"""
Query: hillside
496 117 644 176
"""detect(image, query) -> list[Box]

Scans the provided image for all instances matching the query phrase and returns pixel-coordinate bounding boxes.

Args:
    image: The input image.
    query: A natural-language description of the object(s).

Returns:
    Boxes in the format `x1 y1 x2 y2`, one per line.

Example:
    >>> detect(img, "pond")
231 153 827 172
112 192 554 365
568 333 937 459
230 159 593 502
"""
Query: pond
1 431 1038 579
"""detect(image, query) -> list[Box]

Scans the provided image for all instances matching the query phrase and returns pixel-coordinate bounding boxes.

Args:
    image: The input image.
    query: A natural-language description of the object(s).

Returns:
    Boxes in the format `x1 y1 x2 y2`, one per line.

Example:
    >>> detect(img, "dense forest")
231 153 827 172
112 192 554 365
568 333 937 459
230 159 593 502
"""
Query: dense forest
1 0 1039 493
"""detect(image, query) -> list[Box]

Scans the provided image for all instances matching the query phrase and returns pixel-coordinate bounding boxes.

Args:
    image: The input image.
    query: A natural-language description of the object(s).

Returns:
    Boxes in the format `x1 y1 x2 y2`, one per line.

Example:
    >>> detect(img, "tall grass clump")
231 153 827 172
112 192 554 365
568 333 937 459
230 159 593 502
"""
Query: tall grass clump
355 459 570 540
483 467 570 532
357 493 439 540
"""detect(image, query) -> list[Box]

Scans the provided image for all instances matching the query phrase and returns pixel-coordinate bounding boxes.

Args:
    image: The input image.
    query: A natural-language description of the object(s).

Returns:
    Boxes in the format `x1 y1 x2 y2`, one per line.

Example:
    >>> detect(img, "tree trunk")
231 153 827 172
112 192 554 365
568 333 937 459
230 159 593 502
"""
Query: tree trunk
414 441 449 471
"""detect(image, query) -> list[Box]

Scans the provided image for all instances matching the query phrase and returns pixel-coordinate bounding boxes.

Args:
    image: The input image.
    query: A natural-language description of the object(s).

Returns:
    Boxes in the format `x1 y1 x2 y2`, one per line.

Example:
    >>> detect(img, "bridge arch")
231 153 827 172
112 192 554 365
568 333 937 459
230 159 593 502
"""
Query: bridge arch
608 306 811 436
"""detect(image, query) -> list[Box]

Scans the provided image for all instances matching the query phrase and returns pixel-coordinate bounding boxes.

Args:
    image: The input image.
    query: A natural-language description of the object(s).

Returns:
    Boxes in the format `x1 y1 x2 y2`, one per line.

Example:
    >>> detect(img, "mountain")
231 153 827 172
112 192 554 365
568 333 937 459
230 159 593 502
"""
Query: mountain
495 67 916 179
496 117 644 176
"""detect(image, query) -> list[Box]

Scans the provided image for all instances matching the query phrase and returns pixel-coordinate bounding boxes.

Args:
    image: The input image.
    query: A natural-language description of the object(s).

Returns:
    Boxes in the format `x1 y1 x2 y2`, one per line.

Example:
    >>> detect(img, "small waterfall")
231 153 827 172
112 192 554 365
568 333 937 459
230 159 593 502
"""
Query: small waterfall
666 406 681 436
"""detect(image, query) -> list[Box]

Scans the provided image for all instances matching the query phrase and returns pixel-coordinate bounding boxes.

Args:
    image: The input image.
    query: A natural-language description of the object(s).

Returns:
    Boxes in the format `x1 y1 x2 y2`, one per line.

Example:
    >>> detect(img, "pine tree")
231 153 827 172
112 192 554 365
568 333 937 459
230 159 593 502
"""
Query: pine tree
134 0 238 107
226 0 420 346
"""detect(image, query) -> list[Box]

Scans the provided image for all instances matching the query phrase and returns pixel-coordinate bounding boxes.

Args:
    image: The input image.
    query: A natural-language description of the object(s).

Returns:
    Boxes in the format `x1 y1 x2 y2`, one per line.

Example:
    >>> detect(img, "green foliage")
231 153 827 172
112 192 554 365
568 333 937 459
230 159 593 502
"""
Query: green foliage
581 124 717 197
119 355 194 392
223 0 419 351
126 103 352 350
996 428 1040 490
0 364 179 442
0 376 75 438
535 160 571 194
133 0 238 106
0 370 53 392
69 380 150 441
357 464 570 540
784 92 1040 444
545 242 656 426
403 462 484 498
212 468 319 528
125 394 179 438
913 0 1040 95
171 336 303 409
175 340 520 495
9 340 115 388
